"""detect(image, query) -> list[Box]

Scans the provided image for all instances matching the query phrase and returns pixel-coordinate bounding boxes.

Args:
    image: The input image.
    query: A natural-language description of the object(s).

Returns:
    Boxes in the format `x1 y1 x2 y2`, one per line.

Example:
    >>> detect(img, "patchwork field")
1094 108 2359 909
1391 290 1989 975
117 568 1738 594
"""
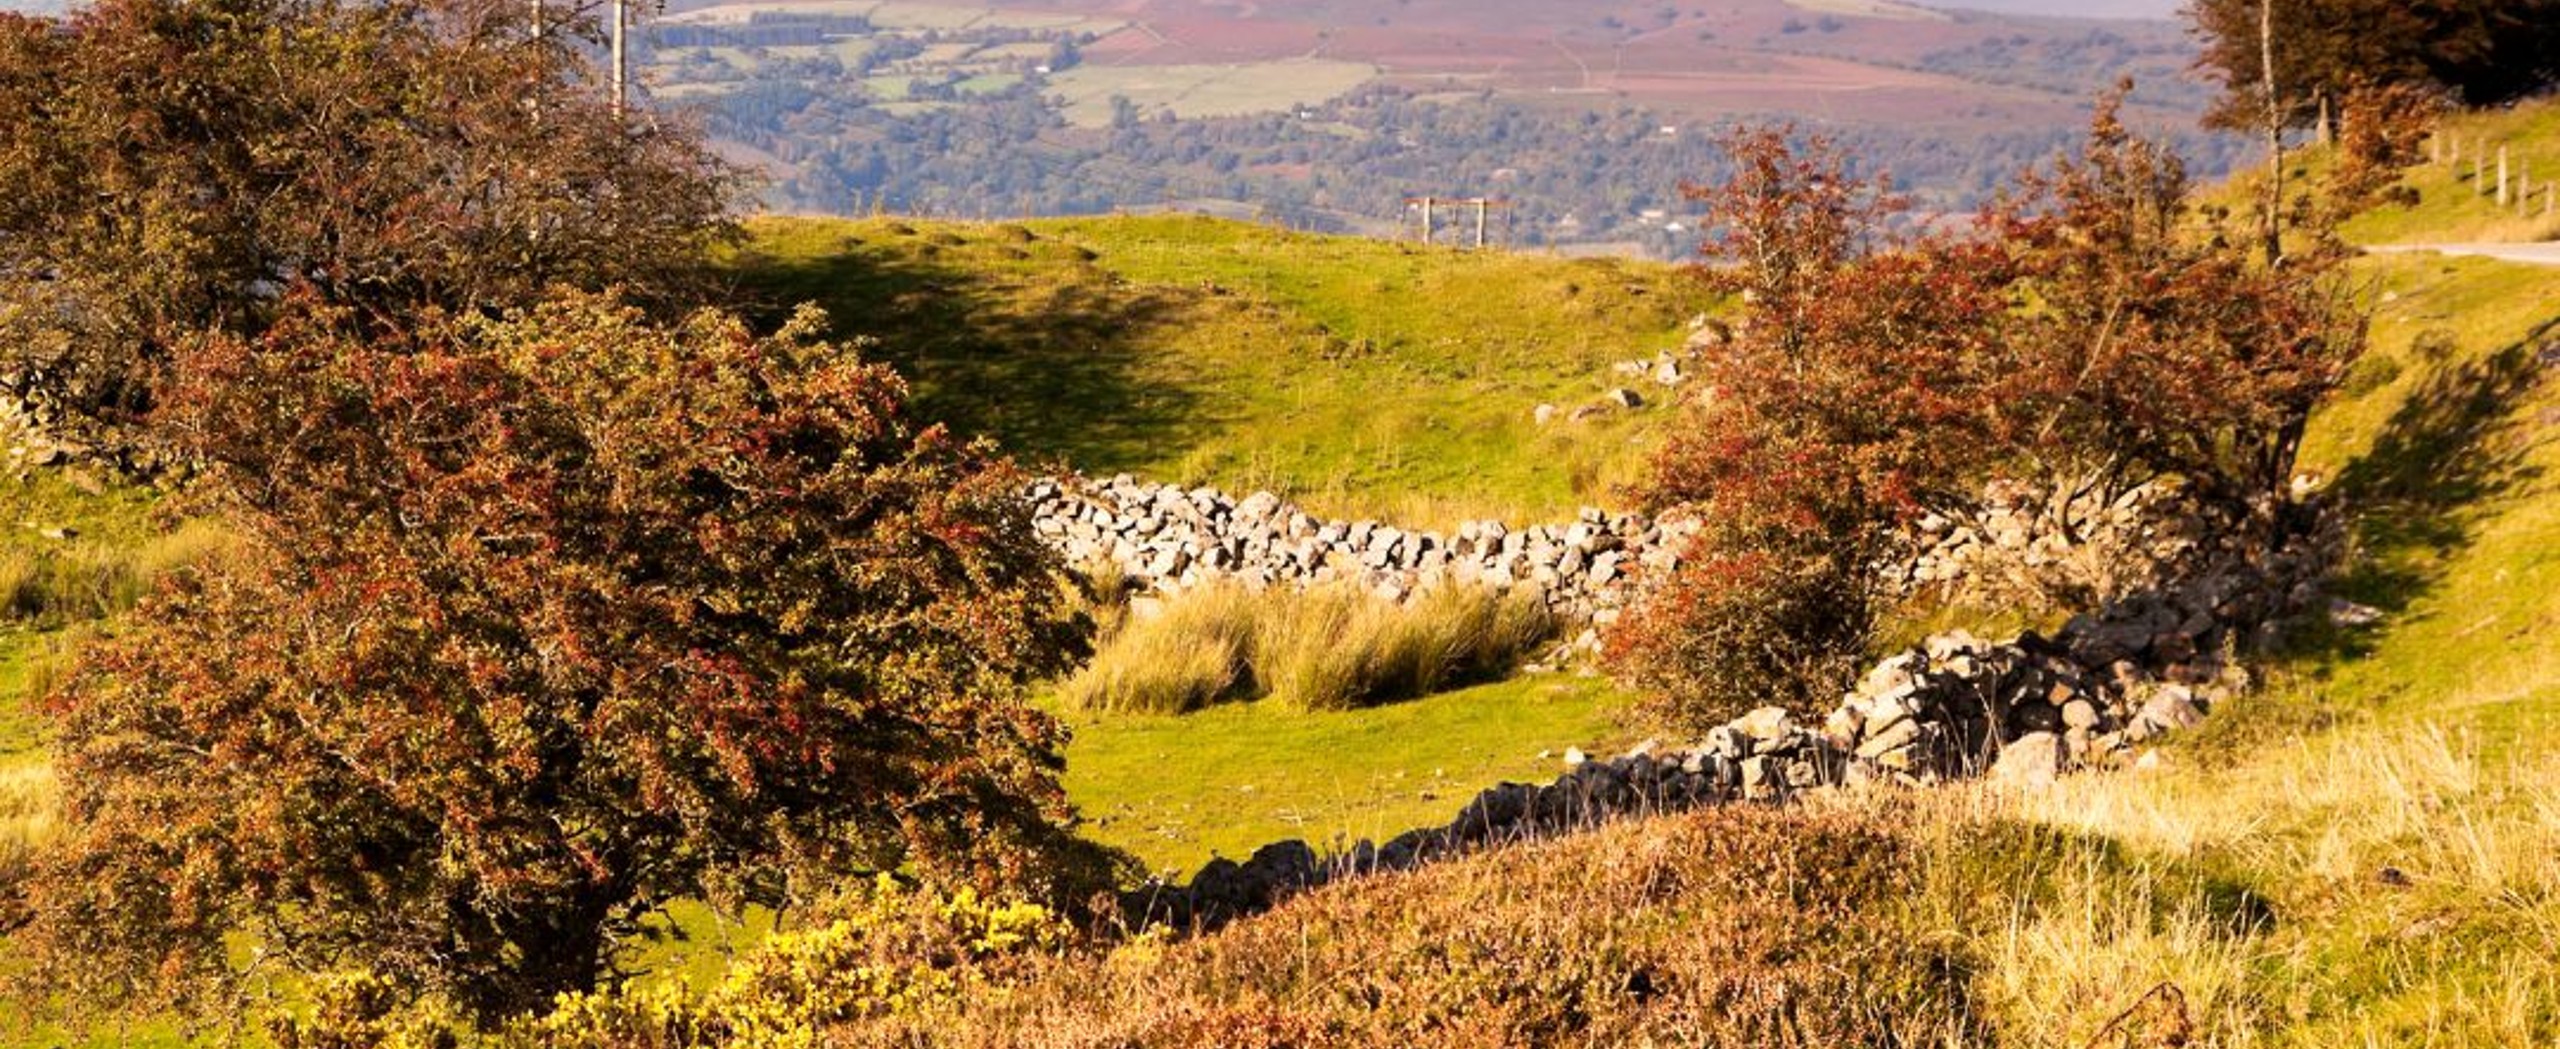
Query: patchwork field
1048 60 1377 127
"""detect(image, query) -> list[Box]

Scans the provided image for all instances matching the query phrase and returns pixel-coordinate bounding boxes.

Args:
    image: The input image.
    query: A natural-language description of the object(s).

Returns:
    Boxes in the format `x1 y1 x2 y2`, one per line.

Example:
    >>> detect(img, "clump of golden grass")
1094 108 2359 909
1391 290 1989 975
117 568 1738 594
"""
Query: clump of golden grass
1057 580 1555 714
0 759 58 884
0 520 232 624
1892 691 2560 1047
1060 582 1262 714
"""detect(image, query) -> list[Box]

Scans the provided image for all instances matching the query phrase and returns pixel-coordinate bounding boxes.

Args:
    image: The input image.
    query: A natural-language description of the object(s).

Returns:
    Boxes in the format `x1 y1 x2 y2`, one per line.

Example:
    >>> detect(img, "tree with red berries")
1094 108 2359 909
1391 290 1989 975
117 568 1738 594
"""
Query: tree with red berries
1611 95 2364 727
14 294 1110 1022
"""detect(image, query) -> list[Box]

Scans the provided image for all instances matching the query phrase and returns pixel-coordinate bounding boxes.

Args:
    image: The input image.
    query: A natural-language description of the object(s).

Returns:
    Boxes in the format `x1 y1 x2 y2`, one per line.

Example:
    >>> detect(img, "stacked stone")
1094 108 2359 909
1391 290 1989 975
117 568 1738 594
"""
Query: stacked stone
1128 513 2348 932
1899 479 2246 601
1832 520 2336 786
1026 474 1699 638
1 387 184 480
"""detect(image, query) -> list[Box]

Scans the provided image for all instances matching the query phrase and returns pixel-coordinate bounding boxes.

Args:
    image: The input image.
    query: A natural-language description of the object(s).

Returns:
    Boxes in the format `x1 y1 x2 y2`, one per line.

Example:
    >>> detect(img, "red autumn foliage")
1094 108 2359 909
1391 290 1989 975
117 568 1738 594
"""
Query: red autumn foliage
12 293 1115 1021
0 0 733 418
1609 95 2365 727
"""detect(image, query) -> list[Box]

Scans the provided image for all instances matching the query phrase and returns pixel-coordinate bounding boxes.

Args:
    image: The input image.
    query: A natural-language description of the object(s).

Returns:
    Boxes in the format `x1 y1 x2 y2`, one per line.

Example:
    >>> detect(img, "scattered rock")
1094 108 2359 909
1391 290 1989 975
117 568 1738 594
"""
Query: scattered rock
1991 732 2062 788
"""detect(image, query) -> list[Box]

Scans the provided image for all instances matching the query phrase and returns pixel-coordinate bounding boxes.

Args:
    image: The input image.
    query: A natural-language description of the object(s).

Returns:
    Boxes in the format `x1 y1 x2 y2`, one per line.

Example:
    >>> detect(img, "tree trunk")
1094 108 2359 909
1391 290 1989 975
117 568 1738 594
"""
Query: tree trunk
2258 0 2285 267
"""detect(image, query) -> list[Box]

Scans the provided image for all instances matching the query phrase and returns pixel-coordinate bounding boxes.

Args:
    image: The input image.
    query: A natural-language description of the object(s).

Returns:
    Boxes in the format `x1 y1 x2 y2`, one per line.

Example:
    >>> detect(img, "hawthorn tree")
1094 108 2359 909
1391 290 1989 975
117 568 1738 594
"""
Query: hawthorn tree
1606 128 2022 725
0 0 732 421
13 293 1110 1022
1984 96 2367 531
1610 98 2365 728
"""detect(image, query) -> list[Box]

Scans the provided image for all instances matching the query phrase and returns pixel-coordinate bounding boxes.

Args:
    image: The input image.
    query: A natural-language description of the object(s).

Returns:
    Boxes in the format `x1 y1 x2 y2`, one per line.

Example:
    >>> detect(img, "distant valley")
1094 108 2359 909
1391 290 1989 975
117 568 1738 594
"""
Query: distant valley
2 0 2237 251
647 0 2244 252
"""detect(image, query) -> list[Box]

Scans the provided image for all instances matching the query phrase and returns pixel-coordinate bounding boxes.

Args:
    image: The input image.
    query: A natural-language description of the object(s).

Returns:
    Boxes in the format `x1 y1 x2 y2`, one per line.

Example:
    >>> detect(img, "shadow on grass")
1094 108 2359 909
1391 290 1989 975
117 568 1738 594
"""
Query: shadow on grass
722 231 1210 473
2325 316 2557 616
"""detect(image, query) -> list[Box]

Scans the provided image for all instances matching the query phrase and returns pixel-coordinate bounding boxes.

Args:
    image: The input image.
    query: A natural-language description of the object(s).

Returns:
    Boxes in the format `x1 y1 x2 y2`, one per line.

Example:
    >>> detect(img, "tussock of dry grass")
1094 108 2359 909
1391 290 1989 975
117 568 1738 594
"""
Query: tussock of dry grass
1059 581 1555 714
0 520 231 625
1891 708 2560 1048
0 759 58 884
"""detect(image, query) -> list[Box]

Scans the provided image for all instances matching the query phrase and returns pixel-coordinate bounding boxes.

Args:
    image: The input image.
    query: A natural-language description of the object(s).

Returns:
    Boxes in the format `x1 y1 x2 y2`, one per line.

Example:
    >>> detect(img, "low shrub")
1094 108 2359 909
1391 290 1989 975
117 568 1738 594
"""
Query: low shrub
1057 582 1555 715
831 805 1987 1047
494 877 1072 1049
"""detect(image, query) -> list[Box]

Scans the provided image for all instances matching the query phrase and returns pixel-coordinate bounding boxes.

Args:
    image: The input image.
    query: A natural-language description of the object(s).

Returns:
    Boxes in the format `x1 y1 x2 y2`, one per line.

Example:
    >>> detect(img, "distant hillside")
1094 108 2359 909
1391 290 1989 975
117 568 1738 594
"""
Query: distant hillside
646 0 2243 252
726 214 1717 526
1924 0 2180 17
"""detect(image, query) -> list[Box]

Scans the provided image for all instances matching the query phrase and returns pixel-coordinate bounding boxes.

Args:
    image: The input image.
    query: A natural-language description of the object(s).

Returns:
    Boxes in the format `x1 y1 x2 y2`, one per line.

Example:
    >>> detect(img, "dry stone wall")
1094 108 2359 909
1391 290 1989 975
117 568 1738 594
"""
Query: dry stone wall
1121 509 2351 931
1027 475 1701 648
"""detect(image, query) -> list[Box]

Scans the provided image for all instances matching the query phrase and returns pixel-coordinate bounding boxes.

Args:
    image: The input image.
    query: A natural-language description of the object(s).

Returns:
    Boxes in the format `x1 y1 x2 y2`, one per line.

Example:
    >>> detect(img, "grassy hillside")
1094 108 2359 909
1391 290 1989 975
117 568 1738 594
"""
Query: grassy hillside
8 117 2560 1042
726 215 1715 528
2341 102 2560 246
778 249 2560 1049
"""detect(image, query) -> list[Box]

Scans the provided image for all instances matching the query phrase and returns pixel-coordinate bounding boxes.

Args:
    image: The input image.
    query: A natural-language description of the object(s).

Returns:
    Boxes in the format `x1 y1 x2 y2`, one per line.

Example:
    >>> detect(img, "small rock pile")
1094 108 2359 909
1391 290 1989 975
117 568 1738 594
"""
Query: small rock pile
1125 511 2347 930
1027 475 1700 635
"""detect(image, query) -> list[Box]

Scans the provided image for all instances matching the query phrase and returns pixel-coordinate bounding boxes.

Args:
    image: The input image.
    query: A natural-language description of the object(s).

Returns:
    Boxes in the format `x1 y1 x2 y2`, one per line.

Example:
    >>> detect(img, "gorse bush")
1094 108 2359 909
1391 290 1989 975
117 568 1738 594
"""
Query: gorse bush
1058 582 1554 714
270 877 1073 1049
508 877 1070 1049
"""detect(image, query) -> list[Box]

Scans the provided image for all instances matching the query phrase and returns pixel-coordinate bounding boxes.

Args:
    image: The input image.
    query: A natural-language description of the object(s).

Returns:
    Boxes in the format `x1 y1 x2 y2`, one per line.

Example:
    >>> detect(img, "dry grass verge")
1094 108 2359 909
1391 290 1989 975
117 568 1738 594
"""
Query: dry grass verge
0 520 231 626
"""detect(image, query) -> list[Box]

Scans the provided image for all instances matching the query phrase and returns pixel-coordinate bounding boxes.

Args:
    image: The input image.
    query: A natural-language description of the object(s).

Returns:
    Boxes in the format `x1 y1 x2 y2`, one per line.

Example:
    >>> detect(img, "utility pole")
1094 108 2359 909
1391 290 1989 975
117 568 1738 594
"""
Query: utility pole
611 0 629 114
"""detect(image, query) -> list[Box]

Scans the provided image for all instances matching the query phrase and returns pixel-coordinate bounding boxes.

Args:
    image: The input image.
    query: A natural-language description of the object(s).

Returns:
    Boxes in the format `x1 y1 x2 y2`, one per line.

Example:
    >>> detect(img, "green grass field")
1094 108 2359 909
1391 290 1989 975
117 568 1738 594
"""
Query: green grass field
726 214 1714 528
2340 103 2560 246
1059 674 1635 876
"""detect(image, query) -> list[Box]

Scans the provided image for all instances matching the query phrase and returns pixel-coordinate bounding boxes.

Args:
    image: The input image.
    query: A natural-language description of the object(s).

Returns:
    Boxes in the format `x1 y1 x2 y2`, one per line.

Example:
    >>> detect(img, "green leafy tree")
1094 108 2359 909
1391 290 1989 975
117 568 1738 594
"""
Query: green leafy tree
0 0 733 420
13 293 1109 1022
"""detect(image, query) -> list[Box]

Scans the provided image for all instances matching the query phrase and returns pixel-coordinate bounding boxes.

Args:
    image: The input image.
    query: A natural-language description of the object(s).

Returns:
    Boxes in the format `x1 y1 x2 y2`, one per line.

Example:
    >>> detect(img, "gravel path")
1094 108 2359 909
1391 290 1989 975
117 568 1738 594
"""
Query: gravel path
2366 242 2560 266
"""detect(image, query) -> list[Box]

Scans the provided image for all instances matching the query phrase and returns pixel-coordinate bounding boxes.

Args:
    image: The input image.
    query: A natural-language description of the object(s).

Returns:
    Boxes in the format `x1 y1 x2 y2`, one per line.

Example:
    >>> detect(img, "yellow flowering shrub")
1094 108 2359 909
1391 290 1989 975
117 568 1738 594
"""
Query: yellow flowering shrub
505 877 1071 1049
